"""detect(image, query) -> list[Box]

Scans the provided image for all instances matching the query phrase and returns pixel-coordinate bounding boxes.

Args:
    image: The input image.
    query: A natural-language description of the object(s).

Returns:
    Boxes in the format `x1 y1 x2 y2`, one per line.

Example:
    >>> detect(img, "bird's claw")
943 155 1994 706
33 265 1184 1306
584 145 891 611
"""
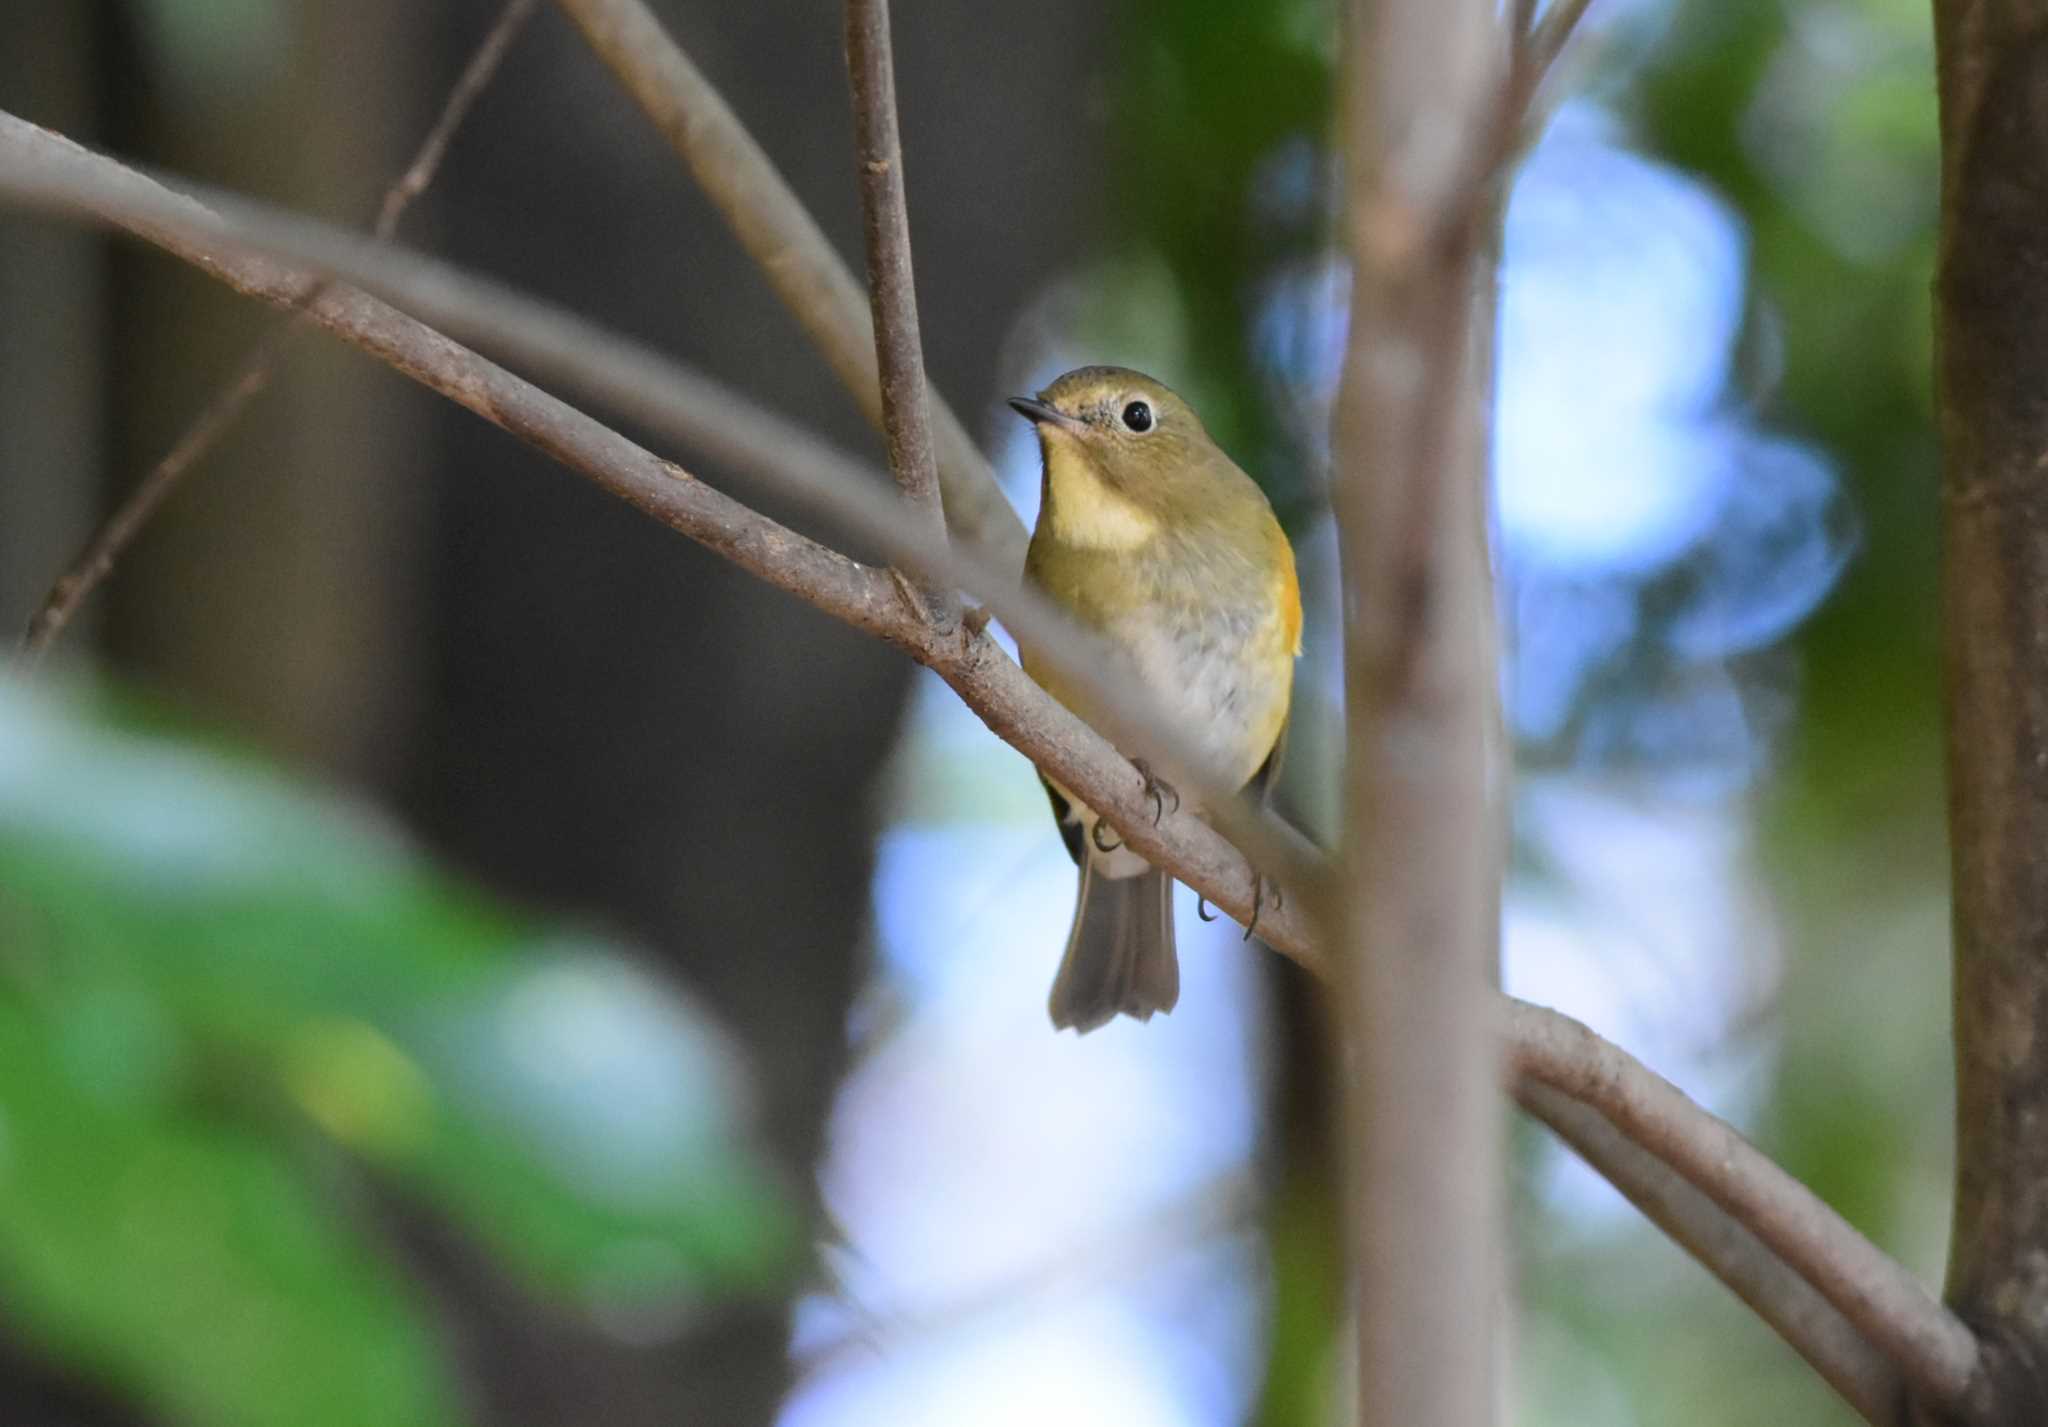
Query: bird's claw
1091 819 1123 854
1130 758 1180 825
1197 875 1279 934
1241 873 1283 942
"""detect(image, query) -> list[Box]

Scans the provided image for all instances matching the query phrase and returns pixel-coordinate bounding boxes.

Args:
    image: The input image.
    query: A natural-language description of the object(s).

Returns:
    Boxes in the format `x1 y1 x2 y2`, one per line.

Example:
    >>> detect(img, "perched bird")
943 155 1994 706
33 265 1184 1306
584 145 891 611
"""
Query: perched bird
1009 366 1300 1033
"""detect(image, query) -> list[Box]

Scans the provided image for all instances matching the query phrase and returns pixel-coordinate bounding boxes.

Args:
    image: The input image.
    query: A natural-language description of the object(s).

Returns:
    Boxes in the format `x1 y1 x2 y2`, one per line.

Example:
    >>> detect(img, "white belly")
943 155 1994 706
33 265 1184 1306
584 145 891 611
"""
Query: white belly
1055 600 1292 880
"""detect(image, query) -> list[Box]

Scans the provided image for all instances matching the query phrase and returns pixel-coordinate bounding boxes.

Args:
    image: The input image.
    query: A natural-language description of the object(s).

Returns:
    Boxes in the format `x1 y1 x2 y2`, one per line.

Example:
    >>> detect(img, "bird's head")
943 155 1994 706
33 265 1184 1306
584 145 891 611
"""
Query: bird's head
1007 366 1215 490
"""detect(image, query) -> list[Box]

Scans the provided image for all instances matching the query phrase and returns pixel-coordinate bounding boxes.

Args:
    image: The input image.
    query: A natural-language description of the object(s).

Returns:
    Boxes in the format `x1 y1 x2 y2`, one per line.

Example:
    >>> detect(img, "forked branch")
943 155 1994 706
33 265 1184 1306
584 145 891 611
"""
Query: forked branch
550 0 1024 569
842 0 947 590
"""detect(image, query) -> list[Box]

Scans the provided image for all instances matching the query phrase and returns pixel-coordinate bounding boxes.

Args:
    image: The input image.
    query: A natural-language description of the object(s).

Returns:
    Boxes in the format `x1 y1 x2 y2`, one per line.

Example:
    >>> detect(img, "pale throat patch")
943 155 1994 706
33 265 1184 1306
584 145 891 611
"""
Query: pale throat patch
1042 440 1160 551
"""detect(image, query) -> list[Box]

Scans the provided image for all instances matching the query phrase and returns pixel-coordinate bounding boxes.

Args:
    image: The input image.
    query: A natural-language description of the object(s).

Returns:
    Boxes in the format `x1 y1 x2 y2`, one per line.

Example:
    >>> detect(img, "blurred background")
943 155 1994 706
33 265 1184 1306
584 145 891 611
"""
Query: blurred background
0 0 1948 1423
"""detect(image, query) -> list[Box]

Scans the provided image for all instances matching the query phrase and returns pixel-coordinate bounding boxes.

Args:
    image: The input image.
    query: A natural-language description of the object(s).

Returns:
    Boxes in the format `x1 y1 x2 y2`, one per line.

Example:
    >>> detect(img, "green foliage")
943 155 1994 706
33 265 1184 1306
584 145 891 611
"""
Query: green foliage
1110 0 1333 528
0 675 794 1426
1523 5 1950 1424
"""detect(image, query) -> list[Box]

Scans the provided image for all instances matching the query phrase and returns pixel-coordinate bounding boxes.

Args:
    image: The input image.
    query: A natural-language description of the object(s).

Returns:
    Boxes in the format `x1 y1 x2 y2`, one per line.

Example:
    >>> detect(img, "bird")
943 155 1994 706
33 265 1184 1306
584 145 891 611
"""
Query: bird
1008 366 1300 1033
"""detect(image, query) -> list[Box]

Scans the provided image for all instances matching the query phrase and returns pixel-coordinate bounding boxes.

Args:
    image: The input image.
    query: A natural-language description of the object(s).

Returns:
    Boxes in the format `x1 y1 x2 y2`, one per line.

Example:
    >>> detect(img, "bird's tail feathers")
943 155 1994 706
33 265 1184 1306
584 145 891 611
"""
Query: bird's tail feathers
1048 864 1178 1033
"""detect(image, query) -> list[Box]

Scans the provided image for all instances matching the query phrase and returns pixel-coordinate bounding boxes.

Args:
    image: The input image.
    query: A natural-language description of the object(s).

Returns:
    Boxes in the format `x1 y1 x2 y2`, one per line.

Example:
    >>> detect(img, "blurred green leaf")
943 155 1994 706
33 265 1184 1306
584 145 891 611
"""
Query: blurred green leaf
0 998 458 1427
0 674 796 1424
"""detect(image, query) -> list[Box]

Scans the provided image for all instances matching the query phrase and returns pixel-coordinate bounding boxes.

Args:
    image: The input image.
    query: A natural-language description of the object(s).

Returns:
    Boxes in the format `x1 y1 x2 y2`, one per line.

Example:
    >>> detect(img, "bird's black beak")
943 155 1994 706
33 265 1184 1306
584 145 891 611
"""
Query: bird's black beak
1007 395 1083 433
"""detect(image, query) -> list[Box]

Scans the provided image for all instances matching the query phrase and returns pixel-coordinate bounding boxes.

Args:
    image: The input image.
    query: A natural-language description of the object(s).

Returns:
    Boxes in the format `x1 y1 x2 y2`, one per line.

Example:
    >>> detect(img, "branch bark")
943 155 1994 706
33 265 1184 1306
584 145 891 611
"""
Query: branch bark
549 0 1024 570
1516 1082 1907 1423
1507 1003 1976 1416
1524 0 1595 86
842 0 946 587
1334 1 1506 1421
1932 4 2048 1421
0 109 1310 941
0 112 1982 1422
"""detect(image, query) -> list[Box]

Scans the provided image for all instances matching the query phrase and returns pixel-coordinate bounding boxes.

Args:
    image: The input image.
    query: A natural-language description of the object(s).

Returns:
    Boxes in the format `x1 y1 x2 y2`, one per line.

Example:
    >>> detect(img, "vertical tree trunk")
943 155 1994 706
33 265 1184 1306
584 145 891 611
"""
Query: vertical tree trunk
1933 2 2048 1420
99 0 427 782
1332 1 1505 1422
0 0 105 651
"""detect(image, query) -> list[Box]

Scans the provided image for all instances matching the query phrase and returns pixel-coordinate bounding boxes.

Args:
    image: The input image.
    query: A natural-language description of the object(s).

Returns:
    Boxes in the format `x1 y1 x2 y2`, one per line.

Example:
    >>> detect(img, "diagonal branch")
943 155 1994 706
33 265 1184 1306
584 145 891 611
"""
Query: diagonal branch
842 0 946 587
1515 1083 1907 1423
1506 1001 1977 1416
1524 0 1596 88
0 117 1981 1424
0 110 1316 938
367 0 539 244
18 0 539 662
550 0 1025 570
21 351 279 661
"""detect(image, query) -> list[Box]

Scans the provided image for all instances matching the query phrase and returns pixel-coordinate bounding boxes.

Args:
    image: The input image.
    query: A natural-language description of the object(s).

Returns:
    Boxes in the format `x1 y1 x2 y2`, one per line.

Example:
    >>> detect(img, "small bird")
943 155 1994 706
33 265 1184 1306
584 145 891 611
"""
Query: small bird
1009 366 1299 1033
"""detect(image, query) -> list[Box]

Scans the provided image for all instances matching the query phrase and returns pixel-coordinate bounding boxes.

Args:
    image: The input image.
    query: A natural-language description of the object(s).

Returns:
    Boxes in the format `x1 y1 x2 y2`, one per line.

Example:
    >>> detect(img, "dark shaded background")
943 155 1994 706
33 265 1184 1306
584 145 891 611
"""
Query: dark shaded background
3 1 1105 1421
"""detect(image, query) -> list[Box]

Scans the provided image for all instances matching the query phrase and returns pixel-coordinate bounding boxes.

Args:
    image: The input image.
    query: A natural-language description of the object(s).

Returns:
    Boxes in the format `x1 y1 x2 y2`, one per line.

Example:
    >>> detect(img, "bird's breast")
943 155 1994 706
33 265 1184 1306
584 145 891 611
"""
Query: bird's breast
1102 585 1294 792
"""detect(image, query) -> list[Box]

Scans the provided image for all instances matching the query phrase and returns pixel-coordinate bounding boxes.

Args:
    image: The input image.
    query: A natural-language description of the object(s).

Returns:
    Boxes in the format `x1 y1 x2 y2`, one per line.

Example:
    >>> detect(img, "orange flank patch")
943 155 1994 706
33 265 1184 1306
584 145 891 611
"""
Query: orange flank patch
1274 532 1303 657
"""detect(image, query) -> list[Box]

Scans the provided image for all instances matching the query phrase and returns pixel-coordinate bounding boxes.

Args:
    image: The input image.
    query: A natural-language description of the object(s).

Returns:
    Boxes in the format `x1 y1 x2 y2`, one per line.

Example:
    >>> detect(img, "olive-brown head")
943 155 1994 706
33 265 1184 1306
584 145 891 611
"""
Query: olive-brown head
1010 366 1272 552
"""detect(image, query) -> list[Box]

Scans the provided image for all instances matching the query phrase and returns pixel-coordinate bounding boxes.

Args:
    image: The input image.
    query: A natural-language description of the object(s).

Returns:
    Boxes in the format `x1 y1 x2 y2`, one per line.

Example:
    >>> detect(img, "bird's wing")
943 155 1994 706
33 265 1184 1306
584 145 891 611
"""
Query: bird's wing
1249 714 1289 806
1039 772 1086 866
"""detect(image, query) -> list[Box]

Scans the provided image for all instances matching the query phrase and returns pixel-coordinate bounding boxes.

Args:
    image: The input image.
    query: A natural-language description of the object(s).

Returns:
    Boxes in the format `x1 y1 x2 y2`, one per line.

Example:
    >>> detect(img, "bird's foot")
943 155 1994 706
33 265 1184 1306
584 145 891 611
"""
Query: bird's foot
1194 876 1282 939
1130 758 1180 825
1091 818 1123 854
1241 872 1283 942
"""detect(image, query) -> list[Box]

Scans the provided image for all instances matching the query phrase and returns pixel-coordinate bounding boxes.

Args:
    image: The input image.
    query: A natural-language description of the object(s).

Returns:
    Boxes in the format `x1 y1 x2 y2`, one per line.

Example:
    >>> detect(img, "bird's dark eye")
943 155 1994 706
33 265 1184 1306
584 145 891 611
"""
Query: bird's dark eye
1120 400 1154 433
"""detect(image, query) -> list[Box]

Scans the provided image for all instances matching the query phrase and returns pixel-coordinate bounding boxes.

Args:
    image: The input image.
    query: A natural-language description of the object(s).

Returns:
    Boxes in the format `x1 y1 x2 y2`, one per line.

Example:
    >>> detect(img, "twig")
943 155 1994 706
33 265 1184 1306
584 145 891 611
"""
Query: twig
1412 0 1601 292
19 347 280 661
1510 0 1541 56
369 0 538 246
1505 1001 1977 1415
0 120 1985 1420
842 0 946 595
549 0 1026 572
1525 0 1596 89
17 0 538 663
1515 1082 1907 1424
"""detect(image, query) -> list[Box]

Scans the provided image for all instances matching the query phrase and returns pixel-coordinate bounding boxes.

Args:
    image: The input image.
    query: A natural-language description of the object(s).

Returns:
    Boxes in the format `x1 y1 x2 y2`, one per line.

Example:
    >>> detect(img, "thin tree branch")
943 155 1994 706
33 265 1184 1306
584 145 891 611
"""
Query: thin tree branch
20 350 278 660
549 0 1026 571
1525 0 1595 87
1510 0 1541 56
17 0 538 663
0 118 1983 1420
0 109 1317 933
1515 1082 1908 1425
842 0 946 595
1424 0 1596 289
368 0 538 245
1505 1001 1977 1415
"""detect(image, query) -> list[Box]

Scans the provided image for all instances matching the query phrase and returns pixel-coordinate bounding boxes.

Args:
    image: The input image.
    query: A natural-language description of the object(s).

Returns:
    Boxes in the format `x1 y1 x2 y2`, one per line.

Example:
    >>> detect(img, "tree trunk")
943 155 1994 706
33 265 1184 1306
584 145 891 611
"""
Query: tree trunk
1933 2 2048 1420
